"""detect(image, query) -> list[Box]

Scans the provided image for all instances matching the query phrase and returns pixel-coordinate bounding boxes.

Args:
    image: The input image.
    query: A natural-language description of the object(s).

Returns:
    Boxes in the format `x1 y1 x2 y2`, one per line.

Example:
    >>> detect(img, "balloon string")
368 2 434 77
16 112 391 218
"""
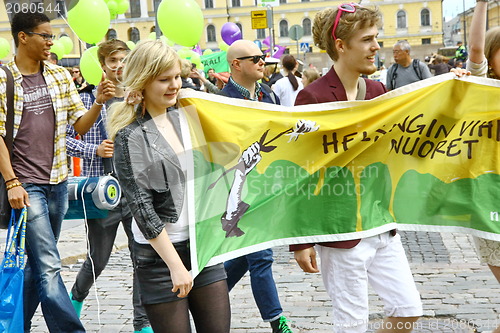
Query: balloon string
58 6 105 72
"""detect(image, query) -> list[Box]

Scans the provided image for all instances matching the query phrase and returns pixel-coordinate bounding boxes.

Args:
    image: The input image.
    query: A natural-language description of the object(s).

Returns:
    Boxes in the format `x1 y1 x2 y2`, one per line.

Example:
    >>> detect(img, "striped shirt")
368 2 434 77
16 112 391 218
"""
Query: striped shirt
66 91 107 177
0 60 86 184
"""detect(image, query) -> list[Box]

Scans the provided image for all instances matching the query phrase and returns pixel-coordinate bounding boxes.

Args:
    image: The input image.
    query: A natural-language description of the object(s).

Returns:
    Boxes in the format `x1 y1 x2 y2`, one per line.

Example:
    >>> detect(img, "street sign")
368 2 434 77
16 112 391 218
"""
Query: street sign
300 42 309 53
257 0 279 7
251 10 268 29
289 25 303 41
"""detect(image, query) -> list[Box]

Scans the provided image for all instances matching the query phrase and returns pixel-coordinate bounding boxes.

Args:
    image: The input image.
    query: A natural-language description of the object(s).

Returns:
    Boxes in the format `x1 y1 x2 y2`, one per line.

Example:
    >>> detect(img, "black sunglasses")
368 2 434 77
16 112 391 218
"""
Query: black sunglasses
26 32 56 41
236 55 266 64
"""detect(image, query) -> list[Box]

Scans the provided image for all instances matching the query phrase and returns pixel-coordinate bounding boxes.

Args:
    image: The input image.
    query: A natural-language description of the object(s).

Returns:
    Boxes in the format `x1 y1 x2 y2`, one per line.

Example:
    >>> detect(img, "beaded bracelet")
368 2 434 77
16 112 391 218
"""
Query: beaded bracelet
6 182 22 190
4 177 18 184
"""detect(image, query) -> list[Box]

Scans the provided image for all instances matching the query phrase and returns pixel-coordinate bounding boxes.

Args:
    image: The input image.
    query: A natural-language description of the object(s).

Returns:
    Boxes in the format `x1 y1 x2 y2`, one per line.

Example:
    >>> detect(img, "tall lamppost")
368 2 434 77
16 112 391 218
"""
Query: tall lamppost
462 0 467 47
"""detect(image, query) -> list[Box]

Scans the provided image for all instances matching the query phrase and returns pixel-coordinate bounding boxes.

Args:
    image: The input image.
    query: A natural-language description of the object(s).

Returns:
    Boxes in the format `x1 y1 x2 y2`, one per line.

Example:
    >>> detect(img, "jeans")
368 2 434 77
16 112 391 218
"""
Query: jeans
23 182 85 333
70 196 149 331
224 248 282 322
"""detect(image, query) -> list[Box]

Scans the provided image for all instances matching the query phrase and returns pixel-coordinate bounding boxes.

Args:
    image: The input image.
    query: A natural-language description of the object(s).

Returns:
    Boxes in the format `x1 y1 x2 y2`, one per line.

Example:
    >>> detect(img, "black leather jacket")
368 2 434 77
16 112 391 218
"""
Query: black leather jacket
114 110 185 240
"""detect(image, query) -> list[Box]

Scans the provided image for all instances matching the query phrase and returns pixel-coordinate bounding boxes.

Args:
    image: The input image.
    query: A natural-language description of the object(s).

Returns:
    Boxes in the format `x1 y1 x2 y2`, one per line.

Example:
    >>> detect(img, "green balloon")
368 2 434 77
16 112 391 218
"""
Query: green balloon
0 38 10 59
159 35 175 46
177 48 192 59
218 41 229 52
51 40 66 59
67 0 110 44
190 53 201 67
157 0 203 47
202 49 213 56
116 0 129 14
59 36 73 54
80 46 103 86
107 0 118 15
126 40 136 50
148 32 156 40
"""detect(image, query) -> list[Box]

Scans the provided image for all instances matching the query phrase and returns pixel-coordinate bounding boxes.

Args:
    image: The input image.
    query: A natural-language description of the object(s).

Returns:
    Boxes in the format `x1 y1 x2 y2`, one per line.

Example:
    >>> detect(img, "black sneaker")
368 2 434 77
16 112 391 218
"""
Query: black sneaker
270 316 293 333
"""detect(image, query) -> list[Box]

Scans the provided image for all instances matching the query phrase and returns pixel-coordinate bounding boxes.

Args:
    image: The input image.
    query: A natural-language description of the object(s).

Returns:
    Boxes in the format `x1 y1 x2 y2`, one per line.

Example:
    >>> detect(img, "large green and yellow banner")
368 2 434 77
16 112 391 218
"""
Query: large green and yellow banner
177 74 500 276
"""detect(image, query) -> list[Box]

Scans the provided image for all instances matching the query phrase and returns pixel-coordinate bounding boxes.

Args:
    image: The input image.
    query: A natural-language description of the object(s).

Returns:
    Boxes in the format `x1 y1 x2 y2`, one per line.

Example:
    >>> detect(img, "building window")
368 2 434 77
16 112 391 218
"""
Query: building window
207 25 216 42
301 0 310 2
280 0 286 3
397 10 407 29
55 0 66 17
232 0 241 7
130 0 141 18
205 0 214 8
236 23 243 37
257 28 266 39
422 38 431 45
303 18 311 36
129 27 140 43
421 8 430 26
378 41 384 48
106 29 117 40
279 20 289 37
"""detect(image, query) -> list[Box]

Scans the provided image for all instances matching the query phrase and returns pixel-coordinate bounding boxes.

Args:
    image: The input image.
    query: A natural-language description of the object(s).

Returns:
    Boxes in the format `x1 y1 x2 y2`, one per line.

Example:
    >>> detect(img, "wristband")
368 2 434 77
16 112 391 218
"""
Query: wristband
95 100 104 106
4 177 18 184
6 182 22 190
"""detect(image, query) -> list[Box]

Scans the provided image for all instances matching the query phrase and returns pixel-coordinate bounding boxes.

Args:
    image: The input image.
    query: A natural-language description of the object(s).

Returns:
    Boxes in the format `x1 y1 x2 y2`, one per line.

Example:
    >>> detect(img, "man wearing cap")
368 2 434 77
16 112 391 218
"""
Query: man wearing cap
262 57 283 88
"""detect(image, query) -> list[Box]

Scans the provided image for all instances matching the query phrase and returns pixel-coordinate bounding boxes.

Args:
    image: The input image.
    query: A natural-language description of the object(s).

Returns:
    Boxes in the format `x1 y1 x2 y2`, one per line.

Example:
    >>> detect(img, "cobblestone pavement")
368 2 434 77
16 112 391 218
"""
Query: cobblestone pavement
18 229 500 332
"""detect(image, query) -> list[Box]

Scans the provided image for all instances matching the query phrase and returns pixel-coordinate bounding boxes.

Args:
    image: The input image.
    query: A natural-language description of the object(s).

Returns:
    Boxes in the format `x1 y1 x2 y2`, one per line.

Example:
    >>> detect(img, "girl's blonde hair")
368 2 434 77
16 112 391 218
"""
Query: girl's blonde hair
313 6 381 61
107 39 181 140
485 27 500 79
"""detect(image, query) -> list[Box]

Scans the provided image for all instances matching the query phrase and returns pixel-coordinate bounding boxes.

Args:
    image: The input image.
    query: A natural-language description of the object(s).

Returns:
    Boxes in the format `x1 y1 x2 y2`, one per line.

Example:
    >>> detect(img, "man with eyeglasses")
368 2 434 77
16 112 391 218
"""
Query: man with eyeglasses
386 40 432 90
0 11 114 332
65 39 153 333
294 4 422 333
219 40 292 333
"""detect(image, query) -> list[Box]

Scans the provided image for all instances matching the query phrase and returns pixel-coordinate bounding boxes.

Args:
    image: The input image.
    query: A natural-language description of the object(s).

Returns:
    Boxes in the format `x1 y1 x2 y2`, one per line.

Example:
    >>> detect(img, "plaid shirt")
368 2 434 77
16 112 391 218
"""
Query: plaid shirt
66 91 107 177
0 60 86 184
228 76 263 101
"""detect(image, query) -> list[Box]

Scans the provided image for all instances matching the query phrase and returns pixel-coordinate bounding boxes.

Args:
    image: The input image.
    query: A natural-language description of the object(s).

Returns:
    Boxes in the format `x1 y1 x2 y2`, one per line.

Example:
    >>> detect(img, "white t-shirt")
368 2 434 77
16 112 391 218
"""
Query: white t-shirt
466 58 488 78
272 76 303 107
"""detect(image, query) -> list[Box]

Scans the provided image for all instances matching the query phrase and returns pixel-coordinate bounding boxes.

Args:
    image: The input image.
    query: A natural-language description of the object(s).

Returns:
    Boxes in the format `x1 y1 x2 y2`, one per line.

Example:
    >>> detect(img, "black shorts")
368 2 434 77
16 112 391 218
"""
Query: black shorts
133 240 227 304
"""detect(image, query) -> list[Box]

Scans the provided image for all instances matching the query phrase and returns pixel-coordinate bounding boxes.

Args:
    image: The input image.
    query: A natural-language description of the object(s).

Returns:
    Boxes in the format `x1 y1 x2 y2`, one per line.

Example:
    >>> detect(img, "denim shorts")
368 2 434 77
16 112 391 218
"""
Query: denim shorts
133 240 227 304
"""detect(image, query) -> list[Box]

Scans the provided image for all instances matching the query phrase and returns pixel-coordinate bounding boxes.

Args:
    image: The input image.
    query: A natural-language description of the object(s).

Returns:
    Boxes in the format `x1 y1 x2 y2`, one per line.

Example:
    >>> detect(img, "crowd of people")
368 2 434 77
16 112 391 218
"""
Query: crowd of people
0 0 499 332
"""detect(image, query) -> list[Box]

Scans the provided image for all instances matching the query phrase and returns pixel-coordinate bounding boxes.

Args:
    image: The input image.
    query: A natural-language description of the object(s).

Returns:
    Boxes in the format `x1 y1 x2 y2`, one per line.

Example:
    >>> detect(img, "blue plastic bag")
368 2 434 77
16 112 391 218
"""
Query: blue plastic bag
0 208 27 333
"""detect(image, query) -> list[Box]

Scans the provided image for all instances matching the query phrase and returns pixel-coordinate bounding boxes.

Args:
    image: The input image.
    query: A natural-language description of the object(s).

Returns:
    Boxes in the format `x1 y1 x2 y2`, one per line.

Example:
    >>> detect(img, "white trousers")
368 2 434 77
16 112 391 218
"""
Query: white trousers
318 232 423 333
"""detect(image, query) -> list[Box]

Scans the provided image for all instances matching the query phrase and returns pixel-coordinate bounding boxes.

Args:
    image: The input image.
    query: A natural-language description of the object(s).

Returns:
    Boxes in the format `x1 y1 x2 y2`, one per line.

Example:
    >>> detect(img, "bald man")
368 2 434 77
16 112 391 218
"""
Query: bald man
221 40 279 103
220 41 292 333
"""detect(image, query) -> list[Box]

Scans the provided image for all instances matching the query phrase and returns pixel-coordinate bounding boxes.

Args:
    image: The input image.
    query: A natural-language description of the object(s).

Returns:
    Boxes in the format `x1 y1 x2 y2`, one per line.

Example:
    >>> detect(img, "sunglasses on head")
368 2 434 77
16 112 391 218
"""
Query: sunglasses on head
236 54 266 64
331 2 360 41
